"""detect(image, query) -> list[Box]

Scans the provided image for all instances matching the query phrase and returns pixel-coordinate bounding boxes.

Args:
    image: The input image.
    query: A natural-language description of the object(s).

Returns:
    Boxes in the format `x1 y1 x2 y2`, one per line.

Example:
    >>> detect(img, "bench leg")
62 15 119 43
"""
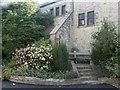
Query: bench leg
74 59 77 64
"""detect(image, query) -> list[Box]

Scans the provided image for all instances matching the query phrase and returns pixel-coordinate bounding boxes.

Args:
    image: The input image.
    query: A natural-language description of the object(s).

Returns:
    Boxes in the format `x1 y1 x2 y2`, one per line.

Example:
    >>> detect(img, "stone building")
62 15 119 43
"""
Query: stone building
40 0 120 54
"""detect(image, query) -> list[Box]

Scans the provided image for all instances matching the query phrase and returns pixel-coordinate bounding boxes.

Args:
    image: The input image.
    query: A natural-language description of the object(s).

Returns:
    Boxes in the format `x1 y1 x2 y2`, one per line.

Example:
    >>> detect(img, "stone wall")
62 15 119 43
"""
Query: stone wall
56 12 73 51
73 2 119 54
41 1 119 54
50 12 73 51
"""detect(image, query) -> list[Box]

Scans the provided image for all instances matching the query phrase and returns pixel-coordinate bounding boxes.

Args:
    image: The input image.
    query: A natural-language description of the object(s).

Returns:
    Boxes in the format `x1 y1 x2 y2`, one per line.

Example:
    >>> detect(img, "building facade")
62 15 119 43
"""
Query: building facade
40 0 120 54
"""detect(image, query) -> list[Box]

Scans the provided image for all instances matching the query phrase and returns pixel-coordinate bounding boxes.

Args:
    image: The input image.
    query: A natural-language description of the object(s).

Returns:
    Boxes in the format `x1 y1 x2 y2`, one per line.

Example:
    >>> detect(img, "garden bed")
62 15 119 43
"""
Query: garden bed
9 76 81 85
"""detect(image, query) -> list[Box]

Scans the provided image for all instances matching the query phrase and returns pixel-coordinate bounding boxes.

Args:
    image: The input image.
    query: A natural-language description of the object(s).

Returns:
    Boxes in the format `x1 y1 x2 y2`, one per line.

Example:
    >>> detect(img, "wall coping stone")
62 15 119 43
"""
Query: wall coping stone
9 76 82 85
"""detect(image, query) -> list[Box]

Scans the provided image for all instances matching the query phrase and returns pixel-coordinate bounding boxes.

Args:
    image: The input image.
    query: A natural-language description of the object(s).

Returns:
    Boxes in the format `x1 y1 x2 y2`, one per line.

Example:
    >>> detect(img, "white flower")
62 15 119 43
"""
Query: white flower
49 56 52 59
41 57 45 61
40 67 43 70
46 61 49 64
24 62 28 65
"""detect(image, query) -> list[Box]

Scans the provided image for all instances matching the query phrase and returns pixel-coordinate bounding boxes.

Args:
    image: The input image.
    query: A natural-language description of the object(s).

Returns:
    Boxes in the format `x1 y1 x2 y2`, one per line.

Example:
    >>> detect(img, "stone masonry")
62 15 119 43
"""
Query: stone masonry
40 0 120 54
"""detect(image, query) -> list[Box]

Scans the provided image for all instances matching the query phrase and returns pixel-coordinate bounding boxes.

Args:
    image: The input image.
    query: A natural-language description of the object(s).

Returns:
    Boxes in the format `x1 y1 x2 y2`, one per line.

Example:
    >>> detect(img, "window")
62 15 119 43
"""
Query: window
87 11 94 25
56 7 59 16
62 5 66 15
50 8 54 16
78 13 85 26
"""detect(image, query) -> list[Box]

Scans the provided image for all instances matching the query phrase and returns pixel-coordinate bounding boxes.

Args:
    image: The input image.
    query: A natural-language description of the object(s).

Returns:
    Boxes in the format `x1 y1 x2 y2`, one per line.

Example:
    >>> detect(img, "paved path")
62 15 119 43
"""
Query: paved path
1 80 119 89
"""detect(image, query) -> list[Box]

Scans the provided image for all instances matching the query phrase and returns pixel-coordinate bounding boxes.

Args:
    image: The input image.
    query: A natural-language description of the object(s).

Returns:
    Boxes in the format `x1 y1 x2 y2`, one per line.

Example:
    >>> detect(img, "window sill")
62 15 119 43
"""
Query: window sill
77 24 95 28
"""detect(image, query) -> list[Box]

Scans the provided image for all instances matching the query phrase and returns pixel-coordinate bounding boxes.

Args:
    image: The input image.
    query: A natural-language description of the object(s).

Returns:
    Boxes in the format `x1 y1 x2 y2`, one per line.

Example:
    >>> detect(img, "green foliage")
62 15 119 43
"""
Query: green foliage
3 67 14 80
51 42 69 71
33 12 54 28
91 19 119 77
34 71 65 79
12 64 31 76
33 38 50 47
8 59 17 68
2 2 54 63
13 66 65 79
64 71 78 79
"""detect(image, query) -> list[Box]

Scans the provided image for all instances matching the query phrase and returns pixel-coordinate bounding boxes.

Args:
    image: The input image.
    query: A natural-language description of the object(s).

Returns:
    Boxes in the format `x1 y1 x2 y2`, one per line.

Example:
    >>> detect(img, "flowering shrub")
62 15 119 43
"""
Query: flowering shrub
14 42 53 71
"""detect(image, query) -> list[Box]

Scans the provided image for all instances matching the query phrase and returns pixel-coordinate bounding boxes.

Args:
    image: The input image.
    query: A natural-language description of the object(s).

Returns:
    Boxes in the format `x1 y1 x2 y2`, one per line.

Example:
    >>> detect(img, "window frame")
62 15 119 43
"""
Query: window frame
62 5 66 15
50 8 54 16
87 11 94 25
56 7 59 16
78 13 85 26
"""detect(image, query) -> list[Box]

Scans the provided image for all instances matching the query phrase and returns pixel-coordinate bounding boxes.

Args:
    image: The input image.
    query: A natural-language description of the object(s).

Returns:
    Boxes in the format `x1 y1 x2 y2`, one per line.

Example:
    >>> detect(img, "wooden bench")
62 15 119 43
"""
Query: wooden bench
69 52 91 63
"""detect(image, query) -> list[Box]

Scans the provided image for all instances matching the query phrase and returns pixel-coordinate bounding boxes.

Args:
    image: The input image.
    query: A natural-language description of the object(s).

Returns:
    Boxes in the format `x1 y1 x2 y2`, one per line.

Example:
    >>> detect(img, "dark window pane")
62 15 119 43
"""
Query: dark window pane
88 19 94 25
87 11 94 25
56 7 59 16
88 12 94 18
50 8 53 16
79 13 84 19
62 5 66 15
78 13 85 26
80 20 85 25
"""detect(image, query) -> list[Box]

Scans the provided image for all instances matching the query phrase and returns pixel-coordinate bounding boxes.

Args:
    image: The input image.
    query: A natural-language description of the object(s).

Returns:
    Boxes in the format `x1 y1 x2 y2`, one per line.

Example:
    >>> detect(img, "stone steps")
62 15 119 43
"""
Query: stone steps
75 63 99 84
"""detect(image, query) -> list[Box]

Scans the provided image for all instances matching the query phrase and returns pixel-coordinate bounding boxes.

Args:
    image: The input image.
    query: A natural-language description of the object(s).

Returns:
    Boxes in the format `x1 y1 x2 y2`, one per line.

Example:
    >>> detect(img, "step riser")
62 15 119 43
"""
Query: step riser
79 73 96 76
78 70 93 72
77 67 91 69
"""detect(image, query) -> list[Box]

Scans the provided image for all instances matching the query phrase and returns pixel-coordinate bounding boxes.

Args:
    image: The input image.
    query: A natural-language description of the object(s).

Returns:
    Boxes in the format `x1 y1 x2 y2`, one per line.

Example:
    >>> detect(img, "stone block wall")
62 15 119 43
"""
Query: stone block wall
50 12 73 51
41 1 119 54
55 12 73 51
72 2 119 54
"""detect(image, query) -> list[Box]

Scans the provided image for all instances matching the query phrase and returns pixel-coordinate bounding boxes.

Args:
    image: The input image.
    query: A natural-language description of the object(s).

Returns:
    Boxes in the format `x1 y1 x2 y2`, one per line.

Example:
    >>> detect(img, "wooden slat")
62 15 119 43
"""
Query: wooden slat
69 52 91 60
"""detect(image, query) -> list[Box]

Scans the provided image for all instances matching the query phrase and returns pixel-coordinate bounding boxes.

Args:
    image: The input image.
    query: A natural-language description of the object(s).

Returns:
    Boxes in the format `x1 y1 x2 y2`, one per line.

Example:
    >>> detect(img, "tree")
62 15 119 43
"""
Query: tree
2 2 54 63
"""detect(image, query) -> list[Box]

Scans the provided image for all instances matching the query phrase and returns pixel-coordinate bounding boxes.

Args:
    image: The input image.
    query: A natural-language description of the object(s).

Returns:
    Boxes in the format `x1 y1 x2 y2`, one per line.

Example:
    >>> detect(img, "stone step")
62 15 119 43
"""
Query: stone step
79 76 97 81
79 72 96 76
78 70 95 73
81 80 99 84
78 68 92 72
77 66 91 69
76 64 91 67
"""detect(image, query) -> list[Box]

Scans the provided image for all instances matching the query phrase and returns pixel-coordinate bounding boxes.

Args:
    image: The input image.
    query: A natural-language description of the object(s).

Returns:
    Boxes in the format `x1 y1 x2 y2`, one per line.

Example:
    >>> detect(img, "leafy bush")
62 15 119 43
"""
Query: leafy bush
13 66 65 79
12 65 30 76
3 67 14 80
91 19 119 77
64 71 78 79
14 40 53 71
33 38 50 47
8 59 17 68
51 42 69 71
34 71 65 79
